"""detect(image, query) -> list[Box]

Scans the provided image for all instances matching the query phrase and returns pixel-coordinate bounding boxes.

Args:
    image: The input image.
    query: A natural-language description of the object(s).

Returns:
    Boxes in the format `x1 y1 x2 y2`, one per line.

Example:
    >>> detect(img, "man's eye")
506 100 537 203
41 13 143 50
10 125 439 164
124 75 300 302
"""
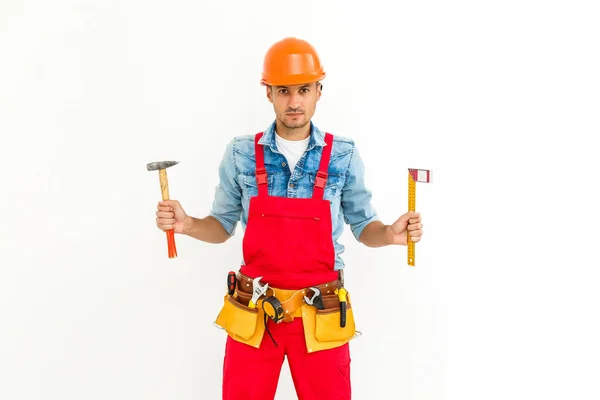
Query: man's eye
279 89 288 94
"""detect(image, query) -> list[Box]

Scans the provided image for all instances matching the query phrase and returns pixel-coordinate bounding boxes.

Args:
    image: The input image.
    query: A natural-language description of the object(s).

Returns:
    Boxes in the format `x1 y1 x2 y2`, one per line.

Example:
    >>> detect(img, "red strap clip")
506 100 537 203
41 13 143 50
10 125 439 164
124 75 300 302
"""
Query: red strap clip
314 170 328 189
256 168 268 185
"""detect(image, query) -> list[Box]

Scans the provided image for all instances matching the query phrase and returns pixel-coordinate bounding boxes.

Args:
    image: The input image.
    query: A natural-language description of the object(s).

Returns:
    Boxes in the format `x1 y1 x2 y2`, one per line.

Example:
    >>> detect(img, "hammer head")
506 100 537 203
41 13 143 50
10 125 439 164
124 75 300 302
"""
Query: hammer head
146 161 179 171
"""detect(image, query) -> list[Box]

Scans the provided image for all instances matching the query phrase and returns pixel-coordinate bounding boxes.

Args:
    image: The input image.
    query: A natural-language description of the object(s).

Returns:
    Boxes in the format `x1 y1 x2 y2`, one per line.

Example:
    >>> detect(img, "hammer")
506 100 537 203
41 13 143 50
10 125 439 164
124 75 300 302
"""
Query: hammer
147 160 179 258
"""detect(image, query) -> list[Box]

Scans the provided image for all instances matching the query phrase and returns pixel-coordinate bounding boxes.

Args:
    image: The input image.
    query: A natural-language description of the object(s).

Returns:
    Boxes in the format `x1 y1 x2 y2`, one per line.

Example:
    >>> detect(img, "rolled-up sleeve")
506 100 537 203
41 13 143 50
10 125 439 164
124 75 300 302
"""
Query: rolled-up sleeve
341 144 380 241
209 140 243 236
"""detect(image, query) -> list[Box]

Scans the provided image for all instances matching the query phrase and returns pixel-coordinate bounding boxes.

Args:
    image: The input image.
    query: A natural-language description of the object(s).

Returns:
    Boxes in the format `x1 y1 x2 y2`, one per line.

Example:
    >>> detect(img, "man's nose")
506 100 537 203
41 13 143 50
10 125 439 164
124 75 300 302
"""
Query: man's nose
288 92 302 109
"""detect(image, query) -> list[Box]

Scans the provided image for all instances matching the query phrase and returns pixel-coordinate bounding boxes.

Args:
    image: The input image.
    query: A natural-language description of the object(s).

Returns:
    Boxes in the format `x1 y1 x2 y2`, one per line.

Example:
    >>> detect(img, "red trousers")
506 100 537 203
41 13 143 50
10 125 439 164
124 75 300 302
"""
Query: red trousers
222 318 351 399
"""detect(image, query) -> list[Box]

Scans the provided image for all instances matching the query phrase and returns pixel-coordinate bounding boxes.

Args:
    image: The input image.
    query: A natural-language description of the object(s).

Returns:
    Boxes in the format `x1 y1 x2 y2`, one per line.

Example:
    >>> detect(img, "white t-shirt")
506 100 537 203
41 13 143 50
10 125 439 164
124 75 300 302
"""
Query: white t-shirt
275 132 310 173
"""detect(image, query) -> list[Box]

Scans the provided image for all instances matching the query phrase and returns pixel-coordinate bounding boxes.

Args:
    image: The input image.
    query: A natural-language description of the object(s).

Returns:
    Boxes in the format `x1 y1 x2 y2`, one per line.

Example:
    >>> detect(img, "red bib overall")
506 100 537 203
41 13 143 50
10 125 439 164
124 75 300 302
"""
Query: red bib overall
222 132 352 399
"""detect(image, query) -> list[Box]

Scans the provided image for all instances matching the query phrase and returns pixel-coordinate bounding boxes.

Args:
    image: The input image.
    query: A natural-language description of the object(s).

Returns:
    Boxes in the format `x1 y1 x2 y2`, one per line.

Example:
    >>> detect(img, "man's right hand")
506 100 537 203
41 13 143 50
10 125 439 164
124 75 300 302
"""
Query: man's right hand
156 200 188 234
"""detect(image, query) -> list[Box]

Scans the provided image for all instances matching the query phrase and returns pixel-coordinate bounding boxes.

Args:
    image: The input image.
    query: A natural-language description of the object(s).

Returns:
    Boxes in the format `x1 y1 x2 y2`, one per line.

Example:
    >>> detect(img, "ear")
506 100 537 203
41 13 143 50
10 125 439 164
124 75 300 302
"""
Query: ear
316 82 322 101
266 86 273 103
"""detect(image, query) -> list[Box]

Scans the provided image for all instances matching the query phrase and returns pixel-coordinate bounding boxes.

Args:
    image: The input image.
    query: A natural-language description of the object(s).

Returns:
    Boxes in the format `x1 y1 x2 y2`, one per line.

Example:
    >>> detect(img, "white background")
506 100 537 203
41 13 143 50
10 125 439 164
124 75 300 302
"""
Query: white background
1 0 599 399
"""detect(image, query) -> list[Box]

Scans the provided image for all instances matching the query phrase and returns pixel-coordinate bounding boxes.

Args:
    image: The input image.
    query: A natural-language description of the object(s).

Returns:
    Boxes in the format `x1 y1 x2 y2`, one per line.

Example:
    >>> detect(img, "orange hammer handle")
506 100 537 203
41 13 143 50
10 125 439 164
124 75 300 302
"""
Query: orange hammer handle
159 169 177 258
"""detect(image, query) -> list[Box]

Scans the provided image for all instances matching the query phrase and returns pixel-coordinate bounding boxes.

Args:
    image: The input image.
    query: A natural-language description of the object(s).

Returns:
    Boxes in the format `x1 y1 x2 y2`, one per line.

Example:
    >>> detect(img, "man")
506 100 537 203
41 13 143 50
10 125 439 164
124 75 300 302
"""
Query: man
155 37 423 399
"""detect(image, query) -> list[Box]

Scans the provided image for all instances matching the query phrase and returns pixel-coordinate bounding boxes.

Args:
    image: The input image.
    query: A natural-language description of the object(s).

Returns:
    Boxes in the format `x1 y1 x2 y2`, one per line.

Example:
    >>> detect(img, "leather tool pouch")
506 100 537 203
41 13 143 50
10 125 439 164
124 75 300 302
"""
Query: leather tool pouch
215 273 357 351
314 293 356 342
215 294 260 341
233 290 252 307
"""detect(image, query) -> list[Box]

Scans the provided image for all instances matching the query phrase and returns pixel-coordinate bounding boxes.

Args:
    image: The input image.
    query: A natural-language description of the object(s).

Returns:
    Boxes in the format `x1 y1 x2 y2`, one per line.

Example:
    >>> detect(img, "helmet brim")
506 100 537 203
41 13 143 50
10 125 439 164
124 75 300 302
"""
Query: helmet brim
261 73 326 86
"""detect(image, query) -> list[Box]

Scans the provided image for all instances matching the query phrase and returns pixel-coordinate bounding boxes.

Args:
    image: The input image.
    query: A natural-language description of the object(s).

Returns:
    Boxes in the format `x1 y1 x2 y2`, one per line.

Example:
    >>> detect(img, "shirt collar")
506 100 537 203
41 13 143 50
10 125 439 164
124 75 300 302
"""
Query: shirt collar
258 120 327 153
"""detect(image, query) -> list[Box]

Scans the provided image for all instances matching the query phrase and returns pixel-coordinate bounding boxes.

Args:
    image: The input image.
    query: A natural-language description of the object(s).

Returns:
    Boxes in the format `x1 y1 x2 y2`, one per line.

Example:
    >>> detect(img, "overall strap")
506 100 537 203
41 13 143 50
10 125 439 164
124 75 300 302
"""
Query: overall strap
313 133 334 200
254 132 269 196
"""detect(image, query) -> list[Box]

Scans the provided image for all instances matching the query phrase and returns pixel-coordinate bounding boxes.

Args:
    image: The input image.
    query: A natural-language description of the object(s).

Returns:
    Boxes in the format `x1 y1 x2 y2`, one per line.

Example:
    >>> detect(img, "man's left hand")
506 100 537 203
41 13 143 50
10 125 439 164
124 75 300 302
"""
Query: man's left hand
386 211 423 246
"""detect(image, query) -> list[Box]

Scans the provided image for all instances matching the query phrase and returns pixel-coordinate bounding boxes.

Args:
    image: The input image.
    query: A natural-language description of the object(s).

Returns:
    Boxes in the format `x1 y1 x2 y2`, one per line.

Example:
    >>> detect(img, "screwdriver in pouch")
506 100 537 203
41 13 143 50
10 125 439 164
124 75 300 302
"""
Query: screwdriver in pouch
227 271 236 296
335 287 348 328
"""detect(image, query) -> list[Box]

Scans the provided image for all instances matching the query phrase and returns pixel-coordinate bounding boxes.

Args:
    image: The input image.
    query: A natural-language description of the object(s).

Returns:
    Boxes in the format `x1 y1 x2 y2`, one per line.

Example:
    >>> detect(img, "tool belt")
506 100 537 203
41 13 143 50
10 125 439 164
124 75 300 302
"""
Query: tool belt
214 272 358 353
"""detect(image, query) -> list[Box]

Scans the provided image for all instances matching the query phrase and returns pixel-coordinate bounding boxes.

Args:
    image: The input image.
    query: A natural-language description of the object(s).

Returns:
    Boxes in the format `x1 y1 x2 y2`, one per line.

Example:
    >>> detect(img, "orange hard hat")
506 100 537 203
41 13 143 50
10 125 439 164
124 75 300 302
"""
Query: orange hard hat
261 37 326 86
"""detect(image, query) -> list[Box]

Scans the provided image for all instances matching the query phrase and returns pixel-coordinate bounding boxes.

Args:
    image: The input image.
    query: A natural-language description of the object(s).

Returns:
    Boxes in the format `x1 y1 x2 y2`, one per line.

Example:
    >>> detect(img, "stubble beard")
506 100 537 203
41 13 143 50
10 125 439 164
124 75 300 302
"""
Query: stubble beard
283 120 308 129
281 114 309 130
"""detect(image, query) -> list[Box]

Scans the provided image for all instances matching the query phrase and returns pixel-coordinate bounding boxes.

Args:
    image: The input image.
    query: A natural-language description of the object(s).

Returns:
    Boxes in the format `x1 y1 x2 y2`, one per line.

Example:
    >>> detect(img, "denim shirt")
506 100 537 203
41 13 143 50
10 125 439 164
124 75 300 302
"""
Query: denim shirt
209 120 380 270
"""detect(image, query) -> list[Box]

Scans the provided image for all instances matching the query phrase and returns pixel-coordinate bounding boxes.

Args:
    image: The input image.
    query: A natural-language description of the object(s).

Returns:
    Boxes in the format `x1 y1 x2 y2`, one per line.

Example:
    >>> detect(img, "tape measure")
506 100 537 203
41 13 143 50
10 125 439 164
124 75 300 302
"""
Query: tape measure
407 168 431 267
262 296 284 324
261 296 284 348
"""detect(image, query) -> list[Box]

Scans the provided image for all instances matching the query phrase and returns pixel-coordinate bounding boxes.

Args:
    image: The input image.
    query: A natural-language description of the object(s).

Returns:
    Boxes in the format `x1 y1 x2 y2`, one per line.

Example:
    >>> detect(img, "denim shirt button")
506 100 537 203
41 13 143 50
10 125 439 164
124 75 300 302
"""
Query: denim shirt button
281 162 286 167
289 183 294 188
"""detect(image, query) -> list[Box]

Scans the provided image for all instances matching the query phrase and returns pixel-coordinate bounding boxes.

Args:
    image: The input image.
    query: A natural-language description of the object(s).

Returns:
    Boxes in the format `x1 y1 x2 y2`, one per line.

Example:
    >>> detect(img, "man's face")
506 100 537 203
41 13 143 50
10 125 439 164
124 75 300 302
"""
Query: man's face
267 82 322 130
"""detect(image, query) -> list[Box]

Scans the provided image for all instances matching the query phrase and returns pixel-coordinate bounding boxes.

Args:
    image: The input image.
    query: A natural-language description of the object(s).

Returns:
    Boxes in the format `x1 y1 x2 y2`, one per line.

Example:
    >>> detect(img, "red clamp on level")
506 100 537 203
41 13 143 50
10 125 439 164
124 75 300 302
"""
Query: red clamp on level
314 171 328 188
255 168 268 185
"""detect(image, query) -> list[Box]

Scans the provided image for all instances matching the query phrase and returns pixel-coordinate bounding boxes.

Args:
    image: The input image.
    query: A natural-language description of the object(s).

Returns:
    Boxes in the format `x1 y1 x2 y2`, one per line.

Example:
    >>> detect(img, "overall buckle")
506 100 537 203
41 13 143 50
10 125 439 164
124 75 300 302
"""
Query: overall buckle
314 170 328 188
256 168 268 185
